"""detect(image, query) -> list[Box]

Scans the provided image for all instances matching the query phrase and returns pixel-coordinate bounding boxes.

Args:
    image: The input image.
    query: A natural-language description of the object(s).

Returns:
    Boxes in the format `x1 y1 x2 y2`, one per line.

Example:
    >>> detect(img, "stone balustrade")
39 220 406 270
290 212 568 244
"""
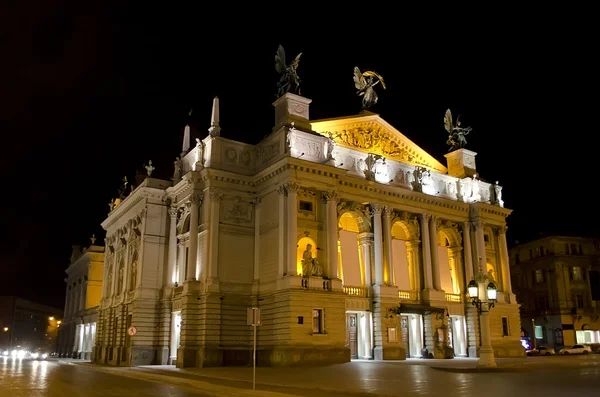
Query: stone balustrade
398 290 419 300
445 293 462 303
343 286 370 297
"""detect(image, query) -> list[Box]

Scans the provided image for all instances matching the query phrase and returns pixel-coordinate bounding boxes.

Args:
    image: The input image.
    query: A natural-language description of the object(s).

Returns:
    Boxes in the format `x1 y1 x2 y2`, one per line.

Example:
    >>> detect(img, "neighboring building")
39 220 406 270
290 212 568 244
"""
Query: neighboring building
94 93 522 368
59 238 104 359
0 296 62 353
509 236 600 349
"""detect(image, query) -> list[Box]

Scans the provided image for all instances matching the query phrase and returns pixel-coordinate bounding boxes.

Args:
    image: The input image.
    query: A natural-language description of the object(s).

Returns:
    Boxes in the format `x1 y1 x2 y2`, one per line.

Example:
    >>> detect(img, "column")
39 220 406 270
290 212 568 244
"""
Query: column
372 204 384 285
429 216 441 290
420 214 434 290
478 309 496 368
277 185 286 277
208 191 222 280
406 241 421 291
473 221 487 273
185 193 202 281
286 183 299 276
167 206 178 285
253 197 261 281
358 233 373 286
462 222 474 283
382 206 394 285
324 191 339 279
497 226 512 294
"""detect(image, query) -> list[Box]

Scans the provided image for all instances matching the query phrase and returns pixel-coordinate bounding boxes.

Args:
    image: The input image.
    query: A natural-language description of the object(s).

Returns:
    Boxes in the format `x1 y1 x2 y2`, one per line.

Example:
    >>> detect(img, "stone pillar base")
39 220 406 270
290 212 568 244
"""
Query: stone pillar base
131 346 157 365
176 346 198 368
155 346 170 365
374 346 406 360
258 346 349 367
468 346 478 358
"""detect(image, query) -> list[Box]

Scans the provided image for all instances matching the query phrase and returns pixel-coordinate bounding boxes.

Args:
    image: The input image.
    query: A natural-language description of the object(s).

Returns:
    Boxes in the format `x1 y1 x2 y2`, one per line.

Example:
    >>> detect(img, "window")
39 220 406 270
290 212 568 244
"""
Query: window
529 249 533 259
564 243 569 255
484 234 490 243
578 244 583 255
575 294 584 308
571 244 577 256
573 267 583 281
312 309 324 334
539 246 544 256
299 200 313 212
501 317 510 336
535 296 549 311
535 325 543 339
535 269 544 283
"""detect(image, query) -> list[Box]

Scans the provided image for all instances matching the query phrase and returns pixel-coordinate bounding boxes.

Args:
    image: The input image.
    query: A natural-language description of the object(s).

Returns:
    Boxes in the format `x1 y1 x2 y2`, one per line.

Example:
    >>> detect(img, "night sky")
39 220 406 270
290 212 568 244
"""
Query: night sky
1 4 597 309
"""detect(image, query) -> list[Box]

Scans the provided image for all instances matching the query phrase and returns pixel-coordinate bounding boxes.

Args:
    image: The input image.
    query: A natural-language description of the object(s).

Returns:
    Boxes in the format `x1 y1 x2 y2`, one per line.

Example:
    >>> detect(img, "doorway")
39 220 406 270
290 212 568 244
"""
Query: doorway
449 315 467 357
401 313 423 358
170 311 181 365
346 311 373 359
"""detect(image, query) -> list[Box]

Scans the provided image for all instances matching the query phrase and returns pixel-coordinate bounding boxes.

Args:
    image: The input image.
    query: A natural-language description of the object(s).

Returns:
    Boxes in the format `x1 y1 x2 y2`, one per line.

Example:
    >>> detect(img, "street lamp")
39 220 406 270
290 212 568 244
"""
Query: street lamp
2 327 8 332
467 267 498 368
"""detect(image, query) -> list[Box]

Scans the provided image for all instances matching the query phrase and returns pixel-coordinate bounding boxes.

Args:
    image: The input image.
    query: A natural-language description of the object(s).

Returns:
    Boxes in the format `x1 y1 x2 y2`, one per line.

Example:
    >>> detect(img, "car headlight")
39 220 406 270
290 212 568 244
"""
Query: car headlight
41 354 48 359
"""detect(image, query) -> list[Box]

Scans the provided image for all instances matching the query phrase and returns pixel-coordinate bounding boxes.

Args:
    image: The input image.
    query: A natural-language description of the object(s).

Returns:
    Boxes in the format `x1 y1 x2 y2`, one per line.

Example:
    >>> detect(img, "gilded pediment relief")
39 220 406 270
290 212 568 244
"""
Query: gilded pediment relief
311 115 447 173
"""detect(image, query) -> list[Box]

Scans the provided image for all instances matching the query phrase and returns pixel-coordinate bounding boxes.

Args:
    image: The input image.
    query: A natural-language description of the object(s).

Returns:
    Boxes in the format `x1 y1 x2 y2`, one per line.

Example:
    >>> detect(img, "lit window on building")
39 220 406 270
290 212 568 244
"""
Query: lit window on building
312 309 323 334
573 267 583 281
535 269 544 283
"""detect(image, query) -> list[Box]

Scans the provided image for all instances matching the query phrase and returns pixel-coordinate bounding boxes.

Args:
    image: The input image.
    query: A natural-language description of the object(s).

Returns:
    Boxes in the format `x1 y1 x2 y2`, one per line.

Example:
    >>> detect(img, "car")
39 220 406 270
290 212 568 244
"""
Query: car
526 346 556 356
558 344 593 355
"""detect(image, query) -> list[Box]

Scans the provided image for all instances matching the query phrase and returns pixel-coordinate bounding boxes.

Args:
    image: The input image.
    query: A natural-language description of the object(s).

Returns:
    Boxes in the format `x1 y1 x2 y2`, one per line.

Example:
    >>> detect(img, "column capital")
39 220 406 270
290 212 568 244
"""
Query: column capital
252 196 262 207
284 182 300 194
208 191 222 202
276 185 287 196
190 193 203 205
498 225 508 235
429 215 439 224
168 206 178 218
471 220 485 231
370 204 383 215
382 206 393 216
322 190 339 203
420 213 431 222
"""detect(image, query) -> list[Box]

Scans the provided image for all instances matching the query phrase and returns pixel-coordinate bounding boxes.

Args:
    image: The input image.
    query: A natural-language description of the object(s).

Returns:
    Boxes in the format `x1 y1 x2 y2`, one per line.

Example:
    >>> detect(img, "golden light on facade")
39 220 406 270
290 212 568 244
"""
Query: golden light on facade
48 317 54 321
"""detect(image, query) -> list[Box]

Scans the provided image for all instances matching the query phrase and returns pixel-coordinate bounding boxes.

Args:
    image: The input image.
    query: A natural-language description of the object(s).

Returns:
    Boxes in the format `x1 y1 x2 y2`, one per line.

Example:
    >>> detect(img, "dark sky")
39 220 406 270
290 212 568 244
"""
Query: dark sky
1 3 597 309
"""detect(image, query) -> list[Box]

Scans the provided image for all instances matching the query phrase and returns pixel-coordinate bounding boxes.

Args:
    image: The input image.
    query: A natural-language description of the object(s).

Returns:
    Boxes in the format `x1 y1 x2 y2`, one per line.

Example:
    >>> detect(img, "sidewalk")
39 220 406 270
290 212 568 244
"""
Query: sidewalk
65 357 528 397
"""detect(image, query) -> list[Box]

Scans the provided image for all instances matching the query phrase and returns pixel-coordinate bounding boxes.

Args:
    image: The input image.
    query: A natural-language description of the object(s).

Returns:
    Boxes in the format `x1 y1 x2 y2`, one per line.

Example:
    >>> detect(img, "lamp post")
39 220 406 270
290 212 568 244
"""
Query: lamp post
467 266 498 368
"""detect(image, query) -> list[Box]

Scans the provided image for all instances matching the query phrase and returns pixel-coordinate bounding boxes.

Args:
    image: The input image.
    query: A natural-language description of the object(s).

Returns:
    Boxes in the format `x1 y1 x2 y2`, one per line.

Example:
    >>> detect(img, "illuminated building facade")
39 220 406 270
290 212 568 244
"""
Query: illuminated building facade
510 236 600 349
94 93 523 367
59 241 104 359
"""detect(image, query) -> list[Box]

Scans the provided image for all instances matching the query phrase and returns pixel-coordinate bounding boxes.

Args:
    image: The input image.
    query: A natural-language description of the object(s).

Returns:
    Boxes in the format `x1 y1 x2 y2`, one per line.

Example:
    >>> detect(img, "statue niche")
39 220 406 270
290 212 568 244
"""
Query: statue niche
301 243 323 277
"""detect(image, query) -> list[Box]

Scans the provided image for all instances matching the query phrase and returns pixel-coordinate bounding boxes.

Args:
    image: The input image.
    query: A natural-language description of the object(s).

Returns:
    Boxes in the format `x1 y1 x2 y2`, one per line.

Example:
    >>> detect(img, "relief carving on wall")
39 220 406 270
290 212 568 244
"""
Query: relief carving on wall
322 123 431 169
223 197 253 225
257 142 280 164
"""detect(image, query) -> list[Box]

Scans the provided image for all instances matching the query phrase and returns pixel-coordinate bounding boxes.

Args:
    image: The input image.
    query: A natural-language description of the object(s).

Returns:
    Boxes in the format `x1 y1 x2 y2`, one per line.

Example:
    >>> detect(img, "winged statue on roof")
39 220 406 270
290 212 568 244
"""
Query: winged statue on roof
444 109 473 151
353 67 386 109
275 45 302 98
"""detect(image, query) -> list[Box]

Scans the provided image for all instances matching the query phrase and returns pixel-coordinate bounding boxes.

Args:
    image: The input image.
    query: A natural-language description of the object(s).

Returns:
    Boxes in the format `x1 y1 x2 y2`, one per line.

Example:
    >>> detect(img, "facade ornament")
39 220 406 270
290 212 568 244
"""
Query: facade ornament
144 160 155 177
456 179 464 202
208 191 222 202
493 181 504 207
190 193 204 205
108 199 115 212
276 185 288 196
275 45 302 98
363 153 384 181
444 109 472 152
284 182 300 194
498 225 508 235
420 213 432 223
300 243 323 277
471 220 485 231
251 196 262 207
286 122 297 151
370 203 383 215
168 206 178 218
207 96 221 138
325 132 336 163
90 234 96 245
353 67 386 109
471 175 481 202
195 138 204 170
322 190 339 203
412 167 426 192
172 157 182 182
382 206 392 216
117 176 129 200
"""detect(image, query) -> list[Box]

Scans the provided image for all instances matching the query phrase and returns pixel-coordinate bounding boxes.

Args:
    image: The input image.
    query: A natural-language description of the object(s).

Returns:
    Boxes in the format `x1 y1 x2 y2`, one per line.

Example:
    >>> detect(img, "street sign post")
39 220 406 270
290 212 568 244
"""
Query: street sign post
127 326 137 369
247 307 261 390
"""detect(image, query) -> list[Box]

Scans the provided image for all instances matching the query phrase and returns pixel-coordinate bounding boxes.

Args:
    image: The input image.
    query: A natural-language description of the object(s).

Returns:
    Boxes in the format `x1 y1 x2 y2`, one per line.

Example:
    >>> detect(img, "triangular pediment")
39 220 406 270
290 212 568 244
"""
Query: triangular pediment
311 112 447 173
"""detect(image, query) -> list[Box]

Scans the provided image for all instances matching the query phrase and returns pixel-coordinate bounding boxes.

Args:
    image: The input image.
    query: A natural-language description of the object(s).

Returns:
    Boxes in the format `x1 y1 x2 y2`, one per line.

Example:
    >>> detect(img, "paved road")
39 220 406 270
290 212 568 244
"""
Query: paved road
2 355 600 396
0 357 213 397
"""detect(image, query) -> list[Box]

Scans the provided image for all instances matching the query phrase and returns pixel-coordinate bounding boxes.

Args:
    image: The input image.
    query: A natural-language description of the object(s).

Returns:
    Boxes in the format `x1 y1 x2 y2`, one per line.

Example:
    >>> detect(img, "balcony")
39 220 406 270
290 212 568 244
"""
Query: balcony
343 286 369 297
398 290 419 301
445 293 462 303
